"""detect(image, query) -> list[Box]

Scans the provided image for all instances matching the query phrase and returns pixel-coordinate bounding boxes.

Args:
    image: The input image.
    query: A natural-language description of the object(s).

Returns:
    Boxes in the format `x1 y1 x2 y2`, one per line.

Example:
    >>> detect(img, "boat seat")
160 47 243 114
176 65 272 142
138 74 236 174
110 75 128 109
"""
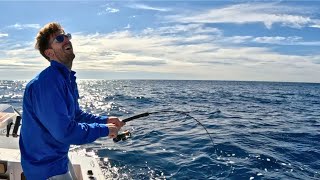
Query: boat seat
0 161 7 174
0 174 9 180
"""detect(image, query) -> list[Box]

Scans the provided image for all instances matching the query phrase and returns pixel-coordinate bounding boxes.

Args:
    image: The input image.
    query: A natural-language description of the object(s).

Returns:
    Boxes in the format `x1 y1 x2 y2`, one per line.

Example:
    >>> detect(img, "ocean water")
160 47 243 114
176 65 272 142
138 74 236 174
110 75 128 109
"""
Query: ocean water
0 80 319 179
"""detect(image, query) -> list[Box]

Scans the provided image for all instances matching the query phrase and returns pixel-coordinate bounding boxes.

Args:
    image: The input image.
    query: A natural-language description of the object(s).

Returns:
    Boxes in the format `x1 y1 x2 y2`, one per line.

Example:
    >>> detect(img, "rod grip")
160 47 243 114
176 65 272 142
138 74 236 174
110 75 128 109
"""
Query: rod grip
122 112 150 123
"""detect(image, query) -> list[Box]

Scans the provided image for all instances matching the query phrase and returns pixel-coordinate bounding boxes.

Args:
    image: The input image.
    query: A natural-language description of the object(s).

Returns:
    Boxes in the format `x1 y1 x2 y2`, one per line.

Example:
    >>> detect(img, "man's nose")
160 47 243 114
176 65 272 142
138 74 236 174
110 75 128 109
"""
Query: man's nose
63 35 71 43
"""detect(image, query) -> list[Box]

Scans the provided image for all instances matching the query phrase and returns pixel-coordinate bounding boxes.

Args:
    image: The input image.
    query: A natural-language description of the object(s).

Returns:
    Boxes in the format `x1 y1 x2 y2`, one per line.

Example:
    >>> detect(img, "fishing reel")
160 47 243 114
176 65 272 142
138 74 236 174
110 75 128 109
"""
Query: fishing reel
113 130 131 142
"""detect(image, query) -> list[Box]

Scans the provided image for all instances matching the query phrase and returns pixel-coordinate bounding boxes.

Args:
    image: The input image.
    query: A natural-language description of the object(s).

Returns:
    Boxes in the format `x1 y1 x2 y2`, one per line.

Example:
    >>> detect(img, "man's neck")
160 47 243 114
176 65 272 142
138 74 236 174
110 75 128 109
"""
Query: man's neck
65 62 72 71
51 59 72 71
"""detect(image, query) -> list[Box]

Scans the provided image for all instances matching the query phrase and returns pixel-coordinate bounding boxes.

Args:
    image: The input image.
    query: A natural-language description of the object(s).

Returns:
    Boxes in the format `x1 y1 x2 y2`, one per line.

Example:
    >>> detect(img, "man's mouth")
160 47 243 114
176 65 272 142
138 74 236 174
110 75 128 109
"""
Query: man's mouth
63 44 73 51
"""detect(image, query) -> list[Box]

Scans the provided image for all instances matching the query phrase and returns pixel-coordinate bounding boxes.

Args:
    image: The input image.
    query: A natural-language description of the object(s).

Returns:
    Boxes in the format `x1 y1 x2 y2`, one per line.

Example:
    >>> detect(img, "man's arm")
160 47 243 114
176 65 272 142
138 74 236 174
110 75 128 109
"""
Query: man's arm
75 109 107 124
75 110 125 128
33 76 110 145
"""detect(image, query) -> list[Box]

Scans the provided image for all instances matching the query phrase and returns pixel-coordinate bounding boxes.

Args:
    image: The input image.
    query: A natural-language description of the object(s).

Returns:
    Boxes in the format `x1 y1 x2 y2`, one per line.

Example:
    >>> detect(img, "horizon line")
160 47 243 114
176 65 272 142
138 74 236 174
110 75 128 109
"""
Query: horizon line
0 79 319 84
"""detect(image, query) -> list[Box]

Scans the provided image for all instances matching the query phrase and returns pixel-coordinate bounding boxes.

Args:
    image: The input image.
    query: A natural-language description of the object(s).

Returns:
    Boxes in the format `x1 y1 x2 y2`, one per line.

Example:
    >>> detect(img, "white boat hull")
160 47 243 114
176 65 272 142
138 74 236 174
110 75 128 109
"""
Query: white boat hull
0 147 105 180
0 104 106 180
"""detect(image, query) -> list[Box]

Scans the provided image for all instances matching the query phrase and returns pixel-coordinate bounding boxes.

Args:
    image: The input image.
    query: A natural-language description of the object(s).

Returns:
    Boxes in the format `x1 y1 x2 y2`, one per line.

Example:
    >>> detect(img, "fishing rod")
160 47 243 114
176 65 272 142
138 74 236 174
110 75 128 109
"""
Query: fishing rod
113 110 215 146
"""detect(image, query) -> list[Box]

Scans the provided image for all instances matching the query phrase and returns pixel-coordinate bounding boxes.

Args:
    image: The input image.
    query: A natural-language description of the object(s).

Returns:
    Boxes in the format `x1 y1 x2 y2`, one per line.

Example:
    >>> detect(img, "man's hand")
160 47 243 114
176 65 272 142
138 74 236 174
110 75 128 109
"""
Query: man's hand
107 116 125 129
107 123 119 138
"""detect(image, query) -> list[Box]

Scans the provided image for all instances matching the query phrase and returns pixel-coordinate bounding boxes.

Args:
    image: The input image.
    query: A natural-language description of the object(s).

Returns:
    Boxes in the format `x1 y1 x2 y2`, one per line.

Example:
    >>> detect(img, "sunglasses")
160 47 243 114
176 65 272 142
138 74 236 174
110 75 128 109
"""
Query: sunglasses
52 33 72 43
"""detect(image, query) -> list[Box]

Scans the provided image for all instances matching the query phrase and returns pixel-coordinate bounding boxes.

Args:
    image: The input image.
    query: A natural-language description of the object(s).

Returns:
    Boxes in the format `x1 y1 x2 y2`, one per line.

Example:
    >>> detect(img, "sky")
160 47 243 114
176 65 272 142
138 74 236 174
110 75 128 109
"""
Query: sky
0 0 320 82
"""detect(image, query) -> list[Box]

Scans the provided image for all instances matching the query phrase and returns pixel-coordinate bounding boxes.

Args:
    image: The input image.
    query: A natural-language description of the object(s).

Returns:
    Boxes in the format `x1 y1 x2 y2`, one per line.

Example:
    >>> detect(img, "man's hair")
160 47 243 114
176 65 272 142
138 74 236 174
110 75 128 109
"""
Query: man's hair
35 22 64 60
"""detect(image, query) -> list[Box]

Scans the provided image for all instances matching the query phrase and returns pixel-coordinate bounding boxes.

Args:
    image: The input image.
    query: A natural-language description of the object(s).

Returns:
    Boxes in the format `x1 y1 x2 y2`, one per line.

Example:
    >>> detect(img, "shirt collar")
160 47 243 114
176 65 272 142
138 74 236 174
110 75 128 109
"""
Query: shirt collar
50 60 76 80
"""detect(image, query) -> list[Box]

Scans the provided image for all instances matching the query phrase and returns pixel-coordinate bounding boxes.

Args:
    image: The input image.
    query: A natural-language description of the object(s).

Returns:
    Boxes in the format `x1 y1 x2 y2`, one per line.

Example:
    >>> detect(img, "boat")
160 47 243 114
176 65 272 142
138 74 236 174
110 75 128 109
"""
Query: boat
0 104 105 180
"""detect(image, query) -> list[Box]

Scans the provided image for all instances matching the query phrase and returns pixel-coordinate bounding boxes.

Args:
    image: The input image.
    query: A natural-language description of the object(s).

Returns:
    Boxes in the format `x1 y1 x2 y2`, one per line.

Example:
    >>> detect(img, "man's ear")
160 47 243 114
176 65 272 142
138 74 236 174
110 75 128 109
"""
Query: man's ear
44 49 54 59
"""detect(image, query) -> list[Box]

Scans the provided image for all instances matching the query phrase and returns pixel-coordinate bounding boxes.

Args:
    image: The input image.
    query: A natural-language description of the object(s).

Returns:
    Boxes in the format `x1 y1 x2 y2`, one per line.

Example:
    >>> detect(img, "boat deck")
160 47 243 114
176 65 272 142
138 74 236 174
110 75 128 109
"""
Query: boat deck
0 147 105 180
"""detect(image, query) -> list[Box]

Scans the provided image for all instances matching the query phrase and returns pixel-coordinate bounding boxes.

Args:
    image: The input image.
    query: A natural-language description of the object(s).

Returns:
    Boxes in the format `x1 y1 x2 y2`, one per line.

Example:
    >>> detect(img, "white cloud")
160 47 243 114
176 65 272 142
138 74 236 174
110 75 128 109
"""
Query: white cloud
0 33 8 38
251 36 320 46
124 24 131 29
105 7 119 13
2 23 319 82
253 36 301 44
97 7 119 15
7 23 40 30
310 24 320 28
221 36 253 44
66 28 319 79
142 24 221 36
1 2 319 82
213 35 320 46
0 41 47 71
128 4 171 12
166 3 318 29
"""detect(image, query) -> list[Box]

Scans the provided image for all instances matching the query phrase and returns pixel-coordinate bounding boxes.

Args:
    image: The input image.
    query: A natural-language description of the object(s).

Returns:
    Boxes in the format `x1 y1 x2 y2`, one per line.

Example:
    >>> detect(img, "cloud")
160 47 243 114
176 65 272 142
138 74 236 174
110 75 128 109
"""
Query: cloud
117 59 166 66
124 24 131 29
0 40 47 72
0 33 8 38
2 22 319 80
97 7 119 15
64 26 319 78
211 35 320 46
220 36 253 44
105 7 119 13
310 24 320 28
142 24 221 36
310 56 320 64
253 36 302 44
165 3 318 29
128 4 171 12
308 19 320 28
255 36 318 46
1 1 319 82
7 23 40 30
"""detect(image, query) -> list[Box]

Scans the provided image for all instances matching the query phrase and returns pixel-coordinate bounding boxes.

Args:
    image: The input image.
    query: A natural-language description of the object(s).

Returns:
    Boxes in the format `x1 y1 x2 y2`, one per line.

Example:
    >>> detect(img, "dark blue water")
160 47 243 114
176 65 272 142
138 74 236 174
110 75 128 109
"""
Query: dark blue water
1 80 319 179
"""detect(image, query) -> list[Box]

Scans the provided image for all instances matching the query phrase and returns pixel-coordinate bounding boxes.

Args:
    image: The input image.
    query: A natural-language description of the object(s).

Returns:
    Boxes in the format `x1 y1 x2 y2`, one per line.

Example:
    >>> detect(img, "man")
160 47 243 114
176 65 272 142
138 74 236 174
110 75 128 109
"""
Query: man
19 22 124 180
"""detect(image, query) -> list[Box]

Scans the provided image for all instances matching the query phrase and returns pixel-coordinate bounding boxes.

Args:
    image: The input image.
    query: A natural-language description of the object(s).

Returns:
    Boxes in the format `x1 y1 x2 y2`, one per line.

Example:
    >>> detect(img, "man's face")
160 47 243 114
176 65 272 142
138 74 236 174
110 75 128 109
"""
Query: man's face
49 30 75 64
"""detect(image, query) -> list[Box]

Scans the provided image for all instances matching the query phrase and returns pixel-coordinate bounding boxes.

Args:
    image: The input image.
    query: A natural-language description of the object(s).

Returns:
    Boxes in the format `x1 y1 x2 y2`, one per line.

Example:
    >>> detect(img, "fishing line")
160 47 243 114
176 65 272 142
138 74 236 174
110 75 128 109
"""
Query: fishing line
112 111 235 178
113 110 215 147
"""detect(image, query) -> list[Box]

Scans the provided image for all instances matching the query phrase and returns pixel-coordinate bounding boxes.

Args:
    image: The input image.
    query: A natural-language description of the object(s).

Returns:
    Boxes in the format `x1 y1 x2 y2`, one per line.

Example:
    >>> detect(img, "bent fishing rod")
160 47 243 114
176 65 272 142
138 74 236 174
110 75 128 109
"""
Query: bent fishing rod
113 110 215 146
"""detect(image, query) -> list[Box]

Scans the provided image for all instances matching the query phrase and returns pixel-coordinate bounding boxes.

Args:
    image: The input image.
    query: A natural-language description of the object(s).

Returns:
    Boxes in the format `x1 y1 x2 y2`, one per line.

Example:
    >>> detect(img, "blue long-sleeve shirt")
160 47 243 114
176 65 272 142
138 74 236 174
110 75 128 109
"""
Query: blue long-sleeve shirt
19 60 109 180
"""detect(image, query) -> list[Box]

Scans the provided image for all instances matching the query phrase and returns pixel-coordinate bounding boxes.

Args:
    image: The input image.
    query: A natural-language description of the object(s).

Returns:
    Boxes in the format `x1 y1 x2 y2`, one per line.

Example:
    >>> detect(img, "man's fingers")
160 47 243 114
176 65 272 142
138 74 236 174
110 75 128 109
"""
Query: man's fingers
108 117 125 128
106 117 125 138
107 124 119 138
110 134 116 138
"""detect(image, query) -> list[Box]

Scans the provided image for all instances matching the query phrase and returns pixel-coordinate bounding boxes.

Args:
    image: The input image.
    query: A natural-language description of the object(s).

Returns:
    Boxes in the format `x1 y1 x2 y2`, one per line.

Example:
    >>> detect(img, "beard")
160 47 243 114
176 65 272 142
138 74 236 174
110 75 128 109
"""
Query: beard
54 48 75 68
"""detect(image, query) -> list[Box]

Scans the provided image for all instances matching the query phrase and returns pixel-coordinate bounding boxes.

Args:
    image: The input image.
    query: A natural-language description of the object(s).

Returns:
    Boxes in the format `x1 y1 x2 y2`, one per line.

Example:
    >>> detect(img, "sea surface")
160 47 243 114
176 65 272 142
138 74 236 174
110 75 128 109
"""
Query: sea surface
0 80 319 179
